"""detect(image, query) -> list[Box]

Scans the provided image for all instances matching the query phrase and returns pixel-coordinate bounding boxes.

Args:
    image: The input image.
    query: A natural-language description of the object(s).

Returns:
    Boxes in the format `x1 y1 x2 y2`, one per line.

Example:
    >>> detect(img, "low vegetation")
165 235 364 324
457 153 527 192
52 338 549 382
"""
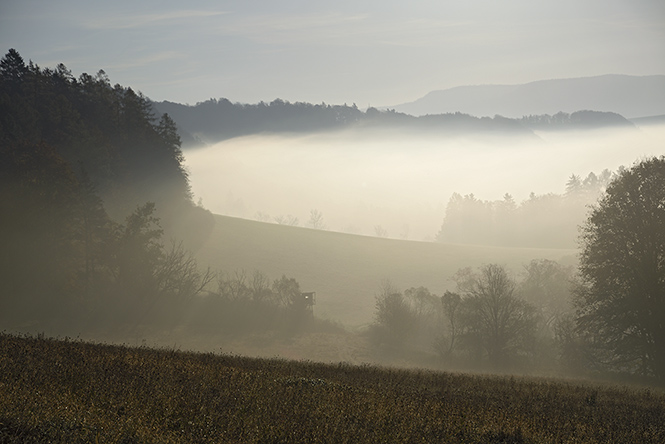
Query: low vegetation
1 333 664 443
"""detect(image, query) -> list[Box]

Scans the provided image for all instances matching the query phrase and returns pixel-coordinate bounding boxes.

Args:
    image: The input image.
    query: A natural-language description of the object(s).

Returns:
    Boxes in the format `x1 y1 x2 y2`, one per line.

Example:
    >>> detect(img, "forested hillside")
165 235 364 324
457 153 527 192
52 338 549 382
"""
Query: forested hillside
0 49 213 331
153 99 535 146
154 98 634 147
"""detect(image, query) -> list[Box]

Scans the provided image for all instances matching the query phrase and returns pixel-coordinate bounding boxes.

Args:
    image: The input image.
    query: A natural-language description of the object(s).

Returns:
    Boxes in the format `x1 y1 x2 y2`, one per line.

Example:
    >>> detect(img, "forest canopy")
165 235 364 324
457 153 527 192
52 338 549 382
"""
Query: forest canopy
0 49 213 330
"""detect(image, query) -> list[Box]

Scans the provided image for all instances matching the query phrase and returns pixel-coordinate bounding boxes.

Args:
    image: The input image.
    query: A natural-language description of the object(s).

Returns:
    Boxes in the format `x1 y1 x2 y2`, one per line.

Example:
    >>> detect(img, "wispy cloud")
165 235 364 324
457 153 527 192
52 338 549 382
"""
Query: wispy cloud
105 51 185 70
215 12 475 48
215 12 368 40
84 10 228 30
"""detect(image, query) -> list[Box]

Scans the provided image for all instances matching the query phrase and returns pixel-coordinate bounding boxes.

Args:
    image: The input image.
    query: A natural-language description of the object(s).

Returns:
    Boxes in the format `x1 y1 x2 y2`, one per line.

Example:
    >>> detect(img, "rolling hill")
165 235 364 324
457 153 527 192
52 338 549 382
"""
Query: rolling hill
195 215 578 328
391 74 665 119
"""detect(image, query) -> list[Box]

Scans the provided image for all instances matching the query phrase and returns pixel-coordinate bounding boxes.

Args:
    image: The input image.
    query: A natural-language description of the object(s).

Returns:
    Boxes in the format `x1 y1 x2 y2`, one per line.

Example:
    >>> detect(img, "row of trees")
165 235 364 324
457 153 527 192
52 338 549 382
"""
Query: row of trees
254 209 328 230
155 97 632 147
379 157 665 383
153 100 537 146
519 110 633 130
372 261 573 372
189 270 324 337
436 170 615 248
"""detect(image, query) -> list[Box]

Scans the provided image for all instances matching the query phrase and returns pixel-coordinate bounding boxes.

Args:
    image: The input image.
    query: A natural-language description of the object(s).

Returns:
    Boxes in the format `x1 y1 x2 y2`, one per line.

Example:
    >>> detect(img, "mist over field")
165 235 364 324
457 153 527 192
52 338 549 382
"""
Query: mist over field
3 2 665 437
185 124 665 241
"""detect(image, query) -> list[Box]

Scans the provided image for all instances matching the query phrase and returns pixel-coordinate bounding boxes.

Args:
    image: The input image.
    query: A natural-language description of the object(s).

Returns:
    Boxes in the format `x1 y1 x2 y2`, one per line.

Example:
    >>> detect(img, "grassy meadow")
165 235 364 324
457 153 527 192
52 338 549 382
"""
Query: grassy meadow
195 214 577 327
1 333 663 444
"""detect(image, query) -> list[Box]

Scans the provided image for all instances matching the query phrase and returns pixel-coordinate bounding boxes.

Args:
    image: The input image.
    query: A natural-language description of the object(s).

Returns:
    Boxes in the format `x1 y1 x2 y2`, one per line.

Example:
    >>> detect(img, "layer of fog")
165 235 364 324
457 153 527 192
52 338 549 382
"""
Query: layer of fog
185 125 665 241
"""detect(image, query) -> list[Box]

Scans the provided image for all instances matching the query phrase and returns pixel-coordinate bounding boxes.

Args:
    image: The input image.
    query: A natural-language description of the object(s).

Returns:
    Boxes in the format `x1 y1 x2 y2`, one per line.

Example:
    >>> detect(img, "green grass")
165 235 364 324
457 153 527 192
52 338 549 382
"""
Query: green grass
1 333 663 443
196 215 577 327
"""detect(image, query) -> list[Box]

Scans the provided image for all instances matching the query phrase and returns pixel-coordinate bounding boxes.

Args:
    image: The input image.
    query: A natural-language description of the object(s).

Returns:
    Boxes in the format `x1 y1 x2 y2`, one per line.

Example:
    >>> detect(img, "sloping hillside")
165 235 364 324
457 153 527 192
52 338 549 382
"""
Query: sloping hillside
196 215 577 327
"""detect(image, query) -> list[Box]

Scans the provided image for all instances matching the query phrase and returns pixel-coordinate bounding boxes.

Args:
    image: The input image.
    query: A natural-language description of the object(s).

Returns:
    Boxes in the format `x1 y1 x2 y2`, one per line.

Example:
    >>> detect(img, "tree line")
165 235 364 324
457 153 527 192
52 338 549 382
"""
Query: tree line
519 110 633 130
154 101 540 146
0 49 212 331
378 157 665 384
154 97 633 147
190 270 329 337
371 260 573 373
436 170 616 248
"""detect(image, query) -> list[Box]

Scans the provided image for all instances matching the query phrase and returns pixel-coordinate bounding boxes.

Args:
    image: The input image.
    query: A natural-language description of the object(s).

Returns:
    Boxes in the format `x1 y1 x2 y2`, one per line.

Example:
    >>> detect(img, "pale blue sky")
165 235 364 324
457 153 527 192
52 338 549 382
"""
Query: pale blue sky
1 0 663 106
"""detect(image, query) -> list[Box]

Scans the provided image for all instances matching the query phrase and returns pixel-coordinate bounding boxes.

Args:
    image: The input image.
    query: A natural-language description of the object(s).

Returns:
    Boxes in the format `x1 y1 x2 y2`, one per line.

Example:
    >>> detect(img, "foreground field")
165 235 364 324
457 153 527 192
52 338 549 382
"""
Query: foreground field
196 215 577 327
1 334 663 443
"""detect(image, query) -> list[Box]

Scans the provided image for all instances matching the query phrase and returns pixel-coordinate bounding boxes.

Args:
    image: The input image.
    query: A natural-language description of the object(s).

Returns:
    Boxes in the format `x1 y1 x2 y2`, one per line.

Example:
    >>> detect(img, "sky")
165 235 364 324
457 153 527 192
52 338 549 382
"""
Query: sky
1 0 664 107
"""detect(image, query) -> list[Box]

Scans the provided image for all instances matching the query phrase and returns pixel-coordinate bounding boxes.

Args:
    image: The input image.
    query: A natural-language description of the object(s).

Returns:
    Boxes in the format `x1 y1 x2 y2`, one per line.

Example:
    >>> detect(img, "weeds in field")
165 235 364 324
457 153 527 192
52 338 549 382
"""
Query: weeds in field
0 333 663 443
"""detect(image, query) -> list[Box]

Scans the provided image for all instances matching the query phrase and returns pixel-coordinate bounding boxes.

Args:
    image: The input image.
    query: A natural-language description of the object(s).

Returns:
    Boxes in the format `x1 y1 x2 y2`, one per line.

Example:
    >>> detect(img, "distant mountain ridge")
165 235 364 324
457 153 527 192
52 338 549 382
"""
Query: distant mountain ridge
391 75 665 119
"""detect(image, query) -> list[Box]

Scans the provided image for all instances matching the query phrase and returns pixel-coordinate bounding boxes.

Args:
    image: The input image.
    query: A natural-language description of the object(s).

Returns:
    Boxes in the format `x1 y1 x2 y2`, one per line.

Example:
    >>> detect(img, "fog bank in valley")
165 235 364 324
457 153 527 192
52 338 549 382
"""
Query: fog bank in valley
185 125 665 242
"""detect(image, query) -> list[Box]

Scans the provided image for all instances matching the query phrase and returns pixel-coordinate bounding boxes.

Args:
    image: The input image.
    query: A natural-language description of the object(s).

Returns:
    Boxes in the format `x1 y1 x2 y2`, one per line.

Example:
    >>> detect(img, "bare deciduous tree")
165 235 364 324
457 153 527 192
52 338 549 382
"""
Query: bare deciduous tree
374 225 388 238
457 264 539 368
274 214 299 226
217 270 251 301
156 240 215 299
250 270 272 304
254 211 271 222
438 291 462 357
307 209 326 230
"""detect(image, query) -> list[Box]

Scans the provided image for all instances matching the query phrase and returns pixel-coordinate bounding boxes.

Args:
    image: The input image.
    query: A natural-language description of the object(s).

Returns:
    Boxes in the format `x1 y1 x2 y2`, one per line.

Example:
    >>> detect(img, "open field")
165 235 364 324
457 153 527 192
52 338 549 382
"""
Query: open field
195 215 577 327
1 333 663 443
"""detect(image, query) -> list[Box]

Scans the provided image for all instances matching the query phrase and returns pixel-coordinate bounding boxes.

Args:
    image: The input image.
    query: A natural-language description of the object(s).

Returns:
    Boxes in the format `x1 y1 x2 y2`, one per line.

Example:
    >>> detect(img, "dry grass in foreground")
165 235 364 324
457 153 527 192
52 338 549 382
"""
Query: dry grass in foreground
0 333 663 443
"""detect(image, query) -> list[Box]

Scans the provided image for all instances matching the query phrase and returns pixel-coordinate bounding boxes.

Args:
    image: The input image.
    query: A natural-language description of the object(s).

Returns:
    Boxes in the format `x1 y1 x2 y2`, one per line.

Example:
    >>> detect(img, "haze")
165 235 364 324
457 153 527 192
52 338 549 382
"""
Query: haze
3 0 665 385
185 125 665 241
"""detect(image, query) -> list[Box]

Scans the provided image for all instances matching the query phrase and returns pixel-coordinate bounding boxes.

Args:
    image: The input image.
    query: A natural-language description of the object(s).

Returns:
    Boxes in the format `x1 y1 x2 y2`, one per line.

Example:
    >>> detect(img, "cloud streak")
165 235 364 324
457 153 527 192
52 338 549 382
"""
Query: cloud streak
104 51 185 70
83 10 229 30
213 13 484 49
